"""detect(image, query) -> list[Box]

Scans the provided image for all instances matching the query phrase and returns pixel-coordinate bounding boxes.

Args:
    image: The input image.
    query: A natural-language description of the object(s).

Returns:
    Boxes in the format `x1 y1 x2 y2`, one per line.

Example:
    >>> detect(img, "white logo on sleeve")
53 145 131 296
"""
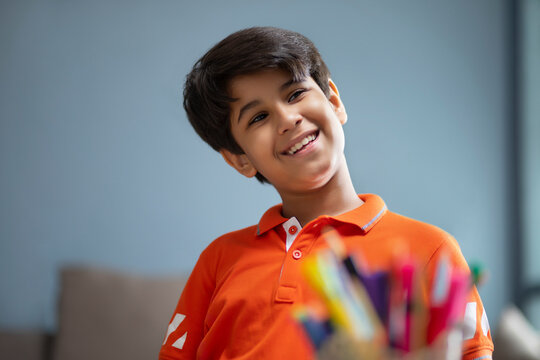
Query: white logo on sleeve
463 302 491 340
163 313 188 349
481 305 490 336
463 302 477 340
173 332 187 349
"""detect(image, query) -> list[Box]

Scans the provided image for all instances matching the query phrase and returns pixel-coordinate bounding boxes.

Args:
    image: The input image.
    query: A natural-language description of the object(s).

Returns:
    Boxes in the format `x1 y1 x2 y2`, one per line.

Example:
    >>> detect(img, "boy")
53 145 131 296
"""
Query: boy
159 27 494 359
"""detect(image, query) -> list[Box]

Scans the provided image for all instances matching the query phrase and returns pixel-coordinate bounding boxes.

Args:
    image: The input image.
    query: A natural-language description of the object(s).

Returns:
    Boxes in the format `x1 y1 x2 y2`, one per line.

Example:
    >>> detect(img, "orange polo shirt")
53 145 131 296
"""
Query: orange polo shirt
159 194 493 360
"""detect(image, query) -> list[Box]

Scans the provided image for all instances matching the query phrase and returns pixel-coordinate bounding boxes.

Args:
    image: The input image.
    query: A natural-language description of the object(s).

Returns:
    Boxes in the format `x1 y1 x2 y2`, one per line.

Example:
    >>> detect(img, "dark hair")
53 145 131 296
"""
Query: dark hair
183 26 331 183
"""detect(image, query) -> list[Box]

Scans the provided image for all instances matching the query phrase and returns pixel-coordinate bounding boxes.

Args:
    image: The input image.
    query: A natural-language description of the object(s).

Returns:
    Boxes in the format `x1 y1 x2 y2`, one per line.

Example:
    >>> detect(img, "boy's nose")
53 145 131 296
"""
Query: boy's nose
276 106 302 134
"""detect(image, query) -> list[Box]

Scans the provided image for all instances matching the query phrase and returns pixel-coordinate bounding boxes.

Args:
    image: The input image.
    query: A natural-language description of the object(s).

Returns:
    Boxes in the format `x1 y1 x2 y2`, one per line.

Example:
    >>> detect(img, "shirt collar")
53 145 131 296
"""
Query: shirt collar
256 193 387 236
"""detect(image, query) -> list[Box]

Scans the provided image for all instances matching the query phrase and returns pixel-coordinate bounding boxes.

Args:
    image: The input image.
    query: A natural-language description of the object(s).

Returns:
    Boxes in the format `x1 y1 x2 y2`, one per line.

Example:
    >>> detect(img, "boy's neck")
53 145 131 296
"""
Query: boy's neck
278 160 363 227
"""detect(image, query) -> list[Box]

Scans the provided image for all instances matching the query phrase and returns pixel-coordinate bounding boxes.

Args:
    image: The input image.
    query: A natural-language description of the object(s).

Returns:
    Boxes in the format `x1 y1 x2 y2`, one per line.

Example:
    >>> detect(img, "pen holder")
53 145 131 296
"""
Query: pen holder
316 325 464 360
296 230 482 360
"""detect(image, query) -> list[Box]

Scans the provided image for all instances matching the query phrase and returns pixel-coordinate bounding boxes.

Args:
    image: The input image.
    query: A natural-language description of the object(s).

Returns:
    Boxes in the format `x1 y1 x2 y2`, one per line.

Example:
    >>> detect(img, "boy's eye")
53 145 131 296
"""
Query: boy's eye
249 113 267 125
288 89 306 102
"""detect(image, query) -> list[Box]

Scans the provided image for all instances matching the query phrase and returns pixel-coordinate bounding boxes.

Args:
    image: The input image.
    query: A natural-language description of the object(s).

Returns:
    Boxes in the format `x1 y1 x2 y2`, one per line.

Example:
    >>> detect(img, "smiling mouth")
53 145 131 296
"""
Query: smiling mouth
284 131 319 155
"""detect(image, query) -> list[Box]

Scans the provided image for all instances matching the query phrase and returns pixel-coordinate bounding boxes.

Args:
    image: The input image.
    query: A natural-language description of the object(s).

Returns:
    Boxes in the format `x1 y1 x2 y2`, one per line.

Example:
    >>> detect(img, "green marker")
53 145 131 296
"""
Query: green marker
469 262 486 287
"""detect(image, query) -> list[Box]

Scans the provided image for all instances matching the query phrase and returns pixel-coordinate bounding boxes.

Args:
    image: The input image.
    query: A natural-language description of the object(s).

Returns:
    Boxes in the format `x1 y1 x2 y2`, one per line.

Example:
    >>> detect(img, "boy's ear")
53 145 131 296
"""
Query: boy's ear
328 79 347 125
220 149 258 178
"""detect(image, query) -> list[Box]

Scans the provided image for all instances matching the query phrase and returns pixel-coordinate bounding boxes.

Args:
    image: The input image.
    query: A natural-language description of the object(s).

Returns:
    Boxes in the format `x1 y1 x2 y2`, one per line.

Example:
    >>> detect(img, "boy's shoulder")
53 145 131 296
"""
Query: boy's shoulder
382 209 465 266
384 210 454 241
198 224 260 259
213 224 259 245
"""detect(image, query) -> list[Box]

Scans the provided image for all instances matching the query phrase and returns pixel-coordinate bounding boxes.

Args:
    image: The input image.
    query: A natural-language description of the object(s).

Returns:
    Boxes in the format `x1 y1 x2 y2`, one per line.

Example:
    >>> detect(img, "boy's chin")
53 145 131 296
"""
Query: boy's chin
273 173 338 194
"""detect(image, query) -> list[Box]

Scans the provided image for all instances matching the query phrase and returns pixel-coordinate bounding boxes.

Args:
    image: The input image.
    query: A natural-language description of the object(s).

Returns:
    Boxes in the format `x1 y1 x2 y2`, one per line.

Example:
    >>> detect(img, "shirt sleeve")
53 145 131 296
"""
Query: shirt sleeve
159 247 216 360
425 233 494 360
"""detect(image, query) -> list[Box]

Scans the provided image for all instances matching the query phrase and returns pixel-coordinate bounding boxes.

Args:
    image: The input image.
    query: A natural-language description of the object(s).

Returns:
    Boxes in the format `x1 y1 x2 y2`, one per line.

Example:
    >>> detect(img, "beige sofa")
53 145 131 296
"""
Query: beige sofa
0 266 187 360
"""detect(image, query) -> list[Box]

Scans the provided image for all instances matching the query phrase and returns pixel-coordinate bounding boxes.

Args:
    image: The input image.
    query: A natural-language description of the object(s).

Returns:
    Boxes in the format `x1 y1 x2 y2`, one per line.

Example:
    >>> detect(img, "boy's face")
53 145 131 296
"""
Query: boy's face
222 69 348 195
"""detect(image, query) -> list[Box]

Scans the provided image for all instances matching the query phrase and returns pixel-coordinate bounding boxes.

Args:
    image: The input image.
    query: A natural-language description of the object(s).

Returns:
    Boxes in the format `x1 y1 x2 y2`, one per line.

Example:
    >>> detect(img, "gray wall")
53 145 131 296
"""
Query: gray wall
522 0 540 328
1 0 510 331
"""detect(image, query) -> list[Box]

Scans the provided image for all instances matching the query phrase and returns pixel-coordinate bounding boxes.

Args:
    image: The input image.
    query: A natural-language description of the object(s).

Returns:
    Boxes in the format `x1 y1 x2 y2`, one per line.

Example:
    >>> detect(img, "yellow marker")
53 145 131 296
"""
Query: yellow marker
303 255 354 334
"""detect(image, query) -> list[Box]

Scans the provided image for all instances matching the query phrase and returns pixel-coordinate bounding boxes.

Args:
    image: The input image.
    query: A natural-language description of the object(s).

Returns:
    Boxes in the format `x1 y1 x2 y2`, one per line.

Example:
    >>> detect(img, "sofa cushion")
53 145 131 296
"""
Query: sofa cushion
0 330 49 360
53 266 187 360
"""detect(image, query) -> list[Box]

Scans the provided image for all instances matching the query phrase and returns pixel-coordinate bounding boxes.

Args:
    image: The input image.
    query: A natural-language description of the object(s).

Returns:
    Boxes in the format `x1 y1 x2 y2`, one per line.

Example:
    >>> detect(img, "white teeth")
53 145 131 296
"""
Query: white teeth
287 134 316 155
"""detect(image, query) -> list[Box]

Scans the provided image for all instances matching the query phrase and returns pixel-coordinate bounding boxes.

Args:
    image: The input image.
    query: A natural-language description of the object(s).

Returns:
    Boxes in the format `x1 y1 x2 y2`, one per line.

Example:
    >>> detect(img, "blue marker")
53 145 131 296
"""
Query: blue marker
293 308 333 348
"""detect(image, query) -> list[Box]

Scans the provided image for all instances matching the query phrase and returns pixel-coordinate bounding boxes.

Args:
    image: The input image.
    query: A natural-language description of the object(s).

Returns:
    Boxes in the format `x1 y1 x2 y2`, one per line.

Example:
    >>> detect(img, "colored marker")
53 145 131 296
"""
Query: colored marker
427 255 470 345
360 270 390 326
469 262 486 287
388 256 417 352
292 307 333 349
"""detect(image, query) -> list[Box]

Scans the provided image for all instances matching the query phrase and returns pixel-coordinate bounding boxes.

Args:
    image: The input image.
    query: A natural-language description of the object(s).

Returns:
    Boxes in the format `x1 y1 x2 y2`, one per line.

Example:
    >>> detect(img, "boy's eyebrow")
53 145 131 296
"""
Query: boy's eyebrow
279 78 301 91
237 100 261 124
236 77 305 123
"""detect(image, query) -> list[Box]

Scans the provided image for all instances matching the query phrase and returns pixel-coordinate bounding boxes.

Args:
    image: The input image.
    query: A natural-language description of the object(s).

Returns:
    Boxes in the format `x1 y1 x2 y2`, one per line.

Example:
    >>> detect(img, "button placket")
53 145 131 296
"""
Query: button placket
275 219 326 303
275 220 305 303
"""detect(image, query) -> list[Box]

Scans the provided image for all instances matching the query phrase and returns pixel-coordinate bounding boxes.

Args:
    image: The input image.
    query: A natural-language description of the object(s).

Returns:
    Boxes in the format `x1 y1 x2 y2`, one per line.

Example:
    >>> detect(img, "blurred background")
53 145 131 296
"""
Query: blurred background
1 0 539 351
